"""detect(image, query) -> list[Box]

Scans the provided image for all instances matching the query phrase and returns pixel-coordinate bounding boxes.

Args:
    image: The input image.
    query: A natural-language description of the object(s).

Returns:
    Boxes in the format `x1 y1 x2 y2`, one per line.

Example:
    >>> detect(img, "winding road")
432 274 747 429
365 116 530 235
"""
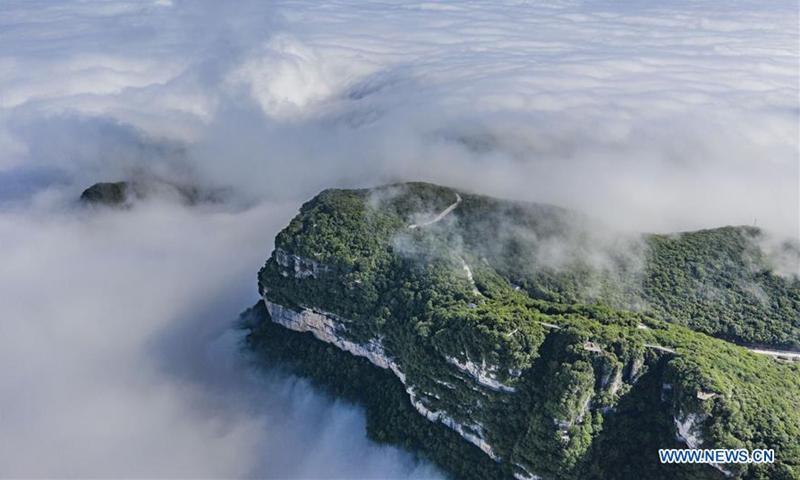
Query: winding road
748 348 800 361
409 193 462 229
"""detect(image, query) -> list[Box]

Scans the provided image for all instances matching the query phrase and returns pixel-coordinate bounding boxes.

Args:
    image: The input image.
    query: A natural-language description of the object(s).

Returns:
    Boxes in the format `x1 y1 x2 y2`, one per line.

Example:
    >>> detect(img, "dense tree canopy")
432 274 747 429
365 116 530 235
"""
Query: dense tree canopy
251 182 799 479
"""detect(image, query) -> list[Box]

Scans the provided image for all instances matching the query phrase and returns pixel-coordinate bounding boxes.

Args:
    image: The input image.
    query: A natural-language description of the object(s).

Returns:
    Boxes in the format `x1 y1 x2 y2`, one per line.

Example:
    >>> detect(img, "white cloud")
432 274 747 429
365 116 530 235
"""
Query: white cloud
0 199 442 478
227 34 380 120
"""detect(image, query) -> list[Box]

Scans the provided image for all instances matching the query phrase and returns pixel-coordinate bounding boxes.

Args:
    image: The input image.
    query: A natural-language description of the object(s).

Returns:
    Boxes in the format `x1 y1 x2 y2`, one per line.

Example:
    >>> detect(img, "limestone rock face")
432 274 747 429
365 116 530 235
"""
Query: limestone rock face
445 355 516 393
274 248 329 279
263 298 502 461
265 300 391 369
406 386 497 460
674 411 706 449
674 411 732 476
513 467 542 480
601 365 624 397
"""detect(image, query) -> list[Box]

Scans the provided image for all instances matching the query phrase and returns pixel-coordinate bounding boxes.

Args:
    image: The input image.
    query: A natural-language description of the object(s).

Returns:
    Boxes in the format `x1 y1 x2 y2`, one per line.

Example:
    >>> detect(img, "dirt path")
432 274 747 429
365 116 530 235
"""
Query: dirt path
748 348 800 360
409 193 462 229
644 343 676 354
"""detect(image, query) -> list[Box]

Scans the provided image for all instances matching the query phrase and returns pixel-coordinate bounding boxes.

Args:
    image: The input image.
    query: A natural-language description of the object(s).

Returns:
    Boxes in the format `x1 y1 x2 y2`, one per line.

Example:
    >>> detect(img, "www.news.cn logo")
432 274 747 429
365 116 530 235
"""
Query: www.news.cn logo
659 448 774 464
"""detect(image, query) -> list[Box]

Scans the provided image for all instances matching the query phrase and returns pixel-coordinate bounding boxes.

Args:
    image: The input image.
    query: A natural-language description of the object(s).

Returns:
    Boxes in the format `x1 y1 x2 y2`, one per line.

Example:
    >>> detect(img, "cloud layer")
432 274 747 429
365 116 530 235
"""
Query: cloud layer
0 200 442 478
3 0 797 234
1 0 797 477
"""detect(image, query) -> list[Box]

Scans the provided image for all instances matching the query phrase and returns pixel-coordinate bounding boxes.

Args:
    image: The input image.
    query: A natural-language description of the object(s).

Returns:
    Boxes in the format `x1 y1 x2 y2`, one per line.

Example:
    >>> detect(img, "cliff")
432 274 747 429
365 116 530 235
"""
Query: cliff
248 182 800 479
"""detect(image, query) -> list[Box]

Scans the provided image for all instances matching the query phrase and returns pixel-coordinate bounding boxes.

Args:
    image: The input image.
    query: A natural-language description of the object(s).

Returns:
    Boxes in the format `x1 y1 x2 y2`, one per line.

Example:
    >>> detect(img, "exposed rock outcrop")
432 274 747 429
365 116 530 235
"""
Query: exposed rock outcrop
674 411 706 449
513 465 542 480
445 356 516 393
274 248 329 279
406 386 497 460
674 411 732 476
265 301 391 369
263 298 500 459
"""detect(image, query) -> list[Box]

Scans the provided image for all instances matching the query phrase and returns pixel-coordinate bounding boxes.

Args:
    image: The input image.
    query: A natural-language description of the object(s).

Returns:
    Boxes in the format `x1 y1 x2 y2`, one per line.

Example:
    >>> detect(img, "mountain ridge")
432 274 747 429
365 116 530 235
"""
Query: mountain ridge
248 182 799 479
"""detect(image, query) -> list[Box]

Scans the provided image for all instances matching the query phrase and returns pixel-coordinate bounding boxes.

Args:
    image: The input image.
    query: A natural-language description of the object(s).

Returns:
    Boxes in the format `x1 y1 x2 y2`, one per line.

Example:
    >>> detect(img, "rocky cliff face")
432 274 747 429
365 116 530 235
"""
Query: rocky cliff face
261 249 648 477
274 248 329 279
674 411 706 450
674 411 732 476
445 356 516 393
264 300 394 371
263 298 499 459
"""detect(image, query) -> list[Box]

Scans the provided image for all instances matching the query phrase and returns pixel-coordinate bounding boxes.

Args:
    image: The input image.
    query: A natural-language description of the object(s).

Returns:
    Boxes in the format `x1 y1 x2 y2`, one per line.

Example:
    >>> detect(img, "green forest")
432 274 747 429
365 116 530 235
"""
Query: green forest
452 194 800 350
249 182 800 479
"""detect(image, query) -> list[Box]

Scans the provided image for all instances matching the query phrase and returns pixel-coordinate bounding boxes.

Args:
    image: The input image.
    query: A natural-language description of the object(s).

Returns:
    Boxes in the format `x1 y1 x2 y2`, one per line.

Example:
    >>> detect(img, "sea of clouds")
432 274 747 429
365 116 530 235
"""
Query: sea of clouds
1 0 797 477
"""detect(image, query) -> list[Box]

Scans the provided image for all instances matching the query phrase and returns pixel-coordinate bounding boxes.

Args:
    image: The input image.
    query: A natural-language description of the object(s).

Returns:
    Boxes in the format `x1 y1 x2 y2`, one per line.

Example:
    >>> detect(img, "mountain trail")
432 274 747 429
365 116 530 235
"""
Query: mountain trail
409 193 461 229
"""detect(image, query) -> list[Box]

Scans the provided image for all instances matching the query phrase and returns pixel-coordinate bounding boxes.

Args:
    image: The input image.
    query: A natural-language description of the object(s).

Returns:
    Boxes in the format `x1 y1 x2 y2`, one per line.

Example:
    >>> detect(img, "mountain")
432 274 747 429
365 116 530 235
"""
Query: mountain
80 178 229 207
79 182 130 206
245 182 800 479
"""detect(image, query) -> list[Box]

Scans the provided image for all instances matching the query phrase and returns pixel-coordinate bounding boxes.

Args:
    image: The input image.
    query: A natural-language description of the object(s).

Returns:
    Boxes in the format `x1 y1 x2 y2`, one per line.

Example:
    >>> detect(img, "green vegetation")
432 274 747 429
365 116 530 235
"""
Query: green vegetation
244 301 511 480
249 182 800 479
453 194 800 350
644 227 800 349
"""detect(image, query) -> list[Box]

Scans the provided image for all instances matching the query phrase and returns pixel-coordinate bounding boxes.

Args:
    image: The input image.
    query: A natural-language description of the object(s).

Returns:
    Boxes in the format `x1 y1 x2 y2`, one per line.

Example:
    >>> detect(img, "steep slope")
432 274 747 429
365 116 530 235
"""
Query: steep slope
249 182 799 479
452 195 800 350
643 228 799 349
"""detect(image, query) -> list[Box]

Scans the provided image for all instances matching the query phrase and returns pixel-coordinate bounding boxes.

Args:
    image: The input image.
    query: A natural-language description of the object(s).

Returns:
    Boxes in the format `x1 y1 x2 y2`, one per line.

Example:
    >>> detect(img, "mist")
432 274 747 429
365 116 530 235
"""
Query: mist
1 0 797 477
0 198 443 478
